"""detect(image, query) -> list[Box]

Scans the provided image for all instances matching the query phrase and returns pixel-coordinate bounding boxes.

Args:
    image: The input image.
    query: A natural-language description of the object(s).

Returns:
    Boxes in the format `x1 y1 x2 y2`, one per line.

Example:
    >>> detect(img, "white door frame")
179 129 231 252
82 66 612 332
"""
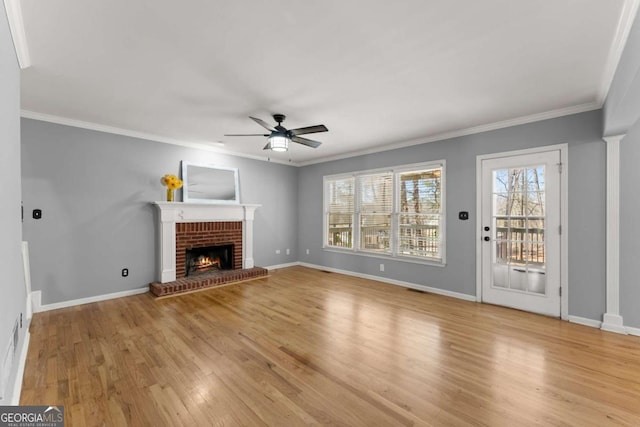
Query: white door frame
476 144 569 320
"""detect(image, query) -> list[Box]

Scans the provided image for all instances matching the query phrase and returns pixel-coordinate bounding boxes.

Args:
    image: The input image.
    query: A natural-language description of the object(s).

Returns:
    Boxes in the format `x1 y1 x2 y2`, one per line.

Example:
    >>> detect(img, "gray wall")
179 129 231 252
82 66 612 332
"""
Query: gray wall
21 119 298 304
0 7 28 403
620 121 640 328
298 110 606 321
20 9 639 327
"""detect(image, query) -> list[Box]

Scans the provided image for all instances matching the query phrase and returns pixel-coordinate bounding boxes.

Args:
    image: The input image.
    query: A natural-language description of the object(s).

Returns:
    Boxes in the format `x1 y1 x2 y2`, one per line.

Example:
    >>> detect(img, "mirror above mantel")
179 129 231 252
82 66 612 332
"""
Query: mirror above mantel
181 161 240 204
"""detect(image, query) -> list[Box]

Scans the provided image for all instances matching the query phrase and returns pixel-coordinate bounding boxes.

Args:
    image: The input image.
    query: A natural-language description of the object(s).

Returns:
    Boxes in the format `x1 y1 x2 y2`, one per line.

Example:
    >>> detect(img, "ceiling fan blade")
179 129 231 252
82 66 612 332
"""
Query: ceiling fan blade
288 124 328 136
291 135 322 148
250 116 276 131
224 134 269 137
263 142 272 150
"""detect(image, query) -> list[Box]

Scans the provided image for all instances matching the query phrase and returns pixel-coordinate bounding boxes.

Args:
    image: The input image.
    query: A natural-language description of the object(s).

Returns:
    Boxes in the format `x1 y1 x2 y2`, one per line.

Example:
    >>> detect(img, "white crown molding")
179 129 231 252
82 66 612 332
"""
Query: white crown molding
596 0 640 104
3 0 31 69
24 100 600 169
297 101 600 166
20 110 294 166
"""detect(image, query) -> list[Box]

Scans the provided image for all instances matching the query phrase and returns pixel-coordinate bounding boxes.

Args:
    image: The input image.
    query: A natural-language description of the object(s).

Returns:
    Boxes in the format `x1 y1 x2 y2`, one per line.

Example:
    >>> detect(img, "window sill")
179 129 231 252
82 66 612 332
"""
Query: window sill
322 247 446 267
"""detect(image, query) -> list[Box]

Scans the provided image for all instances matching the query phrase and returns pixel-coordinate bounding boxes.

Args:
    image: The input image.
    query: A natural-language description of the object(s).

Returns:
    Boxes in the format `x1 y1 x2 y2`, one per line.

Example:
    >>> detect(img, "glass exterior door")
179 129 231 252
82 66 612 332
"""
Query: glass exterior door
481 150 561 317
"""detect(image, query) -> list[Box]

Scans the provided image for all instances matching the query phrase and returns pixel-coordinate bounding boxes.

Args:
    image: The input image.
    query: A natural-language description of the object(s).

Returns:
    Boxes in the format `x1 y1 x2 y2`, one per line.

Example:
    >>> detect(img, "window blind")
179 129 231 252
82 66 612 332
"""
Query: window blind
324 162 445 263
326 177 355 248
359 172 393 252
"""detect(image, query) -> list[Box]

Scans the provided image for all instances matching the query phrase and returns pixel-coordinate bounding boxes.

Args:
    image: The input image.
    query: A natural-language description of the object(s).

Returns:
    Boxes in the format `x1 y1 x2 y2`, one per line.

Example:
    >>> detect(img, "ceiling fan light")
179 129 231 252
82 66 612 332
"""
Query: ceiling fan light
268 135 289 152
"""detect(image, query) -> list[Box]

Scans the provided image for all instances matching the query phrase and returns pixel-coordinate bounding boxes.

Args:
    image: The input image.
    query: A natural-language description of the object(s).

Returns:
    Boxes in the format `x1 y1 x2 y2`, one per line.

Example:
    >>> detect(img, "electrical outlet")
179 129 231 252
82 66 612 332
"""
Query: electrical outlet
122 268 129 277
380 264 385 272
306 249 310 255
275 249 281 254
286 248 290 255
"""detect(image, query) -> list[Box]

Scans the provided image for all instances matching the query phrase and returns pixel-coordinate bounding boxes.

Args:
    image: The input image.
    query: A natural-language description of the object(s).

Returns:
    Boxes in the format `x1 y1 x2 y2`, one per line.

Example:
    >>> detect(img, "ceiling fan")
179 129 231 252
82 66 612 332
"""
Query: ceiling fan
225 114 328 152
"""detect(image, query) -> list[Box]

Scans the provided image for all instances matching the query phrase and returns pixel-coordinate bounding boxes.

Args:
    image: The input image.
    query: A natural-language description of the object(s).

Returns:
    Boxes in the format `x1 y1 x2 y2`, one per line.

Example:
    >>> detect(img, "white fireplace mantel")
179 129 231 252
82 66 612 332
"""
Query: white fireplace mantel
152 202 260 283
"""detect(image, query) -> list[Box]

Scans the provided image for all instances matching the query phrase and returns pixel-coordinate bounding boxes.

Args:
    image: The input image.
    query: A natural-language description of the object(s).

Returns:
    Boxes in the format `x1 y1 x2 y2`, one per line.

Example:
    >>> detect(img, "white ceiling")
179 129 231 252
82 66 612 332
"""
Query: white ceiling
17 0 638 165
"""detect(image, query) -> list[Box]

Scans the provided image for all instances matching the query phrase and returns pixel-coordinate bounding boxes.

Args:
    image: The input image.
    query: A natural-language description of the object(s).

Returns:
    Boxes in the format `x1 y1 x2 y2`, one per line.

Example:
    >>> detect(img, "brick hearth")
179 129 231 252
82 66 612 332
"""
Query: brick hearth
150 267 269 297
151 203 262 297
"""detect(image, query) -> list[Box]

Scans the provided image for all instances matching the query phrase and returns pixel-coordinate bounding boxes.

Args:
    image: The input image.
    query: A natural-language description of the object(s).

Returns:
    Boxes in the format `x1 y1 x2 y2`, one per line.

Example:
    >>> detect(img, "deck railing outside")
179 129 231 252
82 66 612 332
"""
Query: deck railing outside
494 216 545 265
327 223 440 258
328 216 542 264
328 226 352 248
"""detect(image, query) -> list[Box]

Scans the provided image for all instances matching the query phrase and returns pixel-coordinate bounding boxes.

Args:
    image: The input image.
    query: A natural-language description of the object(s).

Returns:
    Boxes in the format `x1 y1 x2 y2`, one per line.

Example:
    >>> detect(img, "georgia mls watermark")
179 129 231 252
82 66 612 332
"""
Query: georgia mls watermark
0 406 64 427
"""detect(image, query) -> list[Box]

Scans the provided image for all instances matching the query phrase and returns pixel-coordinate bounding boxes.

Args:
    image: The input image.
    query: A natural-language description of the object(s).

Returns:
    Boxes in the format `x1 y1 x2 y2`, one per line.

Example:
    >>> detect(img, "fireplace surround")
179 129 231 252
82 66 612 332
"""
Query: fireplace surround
150 202 267 296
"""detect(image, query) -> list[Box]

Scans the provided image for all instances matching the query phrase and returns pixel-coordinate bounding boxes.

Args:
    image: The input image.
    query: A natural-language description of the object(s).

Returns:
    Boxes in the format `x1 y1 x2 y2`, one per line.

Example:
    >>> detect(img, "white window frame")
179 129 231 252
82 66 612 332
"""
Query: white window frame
324 175 356 250
323 160 446 266
358 171 394 255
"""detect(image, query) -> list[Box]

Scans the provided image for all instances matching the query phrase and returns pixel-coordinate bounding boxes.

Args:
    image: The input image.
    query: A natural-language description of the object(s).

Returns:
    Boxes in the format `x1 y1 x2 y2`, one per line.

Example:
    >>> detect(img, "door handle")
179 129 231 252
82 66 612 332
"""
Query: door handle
483 236 490 242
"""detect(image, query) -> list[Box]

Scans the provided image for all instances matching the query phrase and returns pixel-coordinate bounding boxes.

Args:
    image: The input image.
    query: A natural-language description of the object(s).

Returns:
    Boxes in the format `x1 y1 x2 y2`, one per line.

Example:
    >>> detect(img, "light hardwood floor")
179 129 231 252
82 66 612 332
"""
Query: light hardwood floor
21 266 640 426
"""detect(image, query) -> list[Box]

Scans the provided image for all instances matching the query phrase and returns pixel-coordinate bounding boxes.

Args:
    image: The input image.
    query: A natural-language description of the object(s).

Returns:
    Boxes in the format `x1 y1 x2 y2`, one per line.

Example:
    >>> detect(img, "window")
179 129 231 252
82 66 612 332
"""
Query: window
398 168 442 259
324 161 445 264
359 172 393 253
326 177 354 249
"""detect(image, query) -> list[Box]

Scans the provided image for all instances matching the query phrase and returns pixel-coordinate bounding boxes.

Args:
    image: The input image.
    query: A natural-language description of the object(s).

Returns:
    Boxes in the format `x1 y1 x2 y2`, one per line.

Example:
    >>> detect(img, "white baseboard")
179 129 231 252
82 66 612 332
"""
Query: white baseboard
601 313 628 334
298 262 476 302
568 316 640 337
10 327 30 405
625 326 640 337
31 291 41 313
265 262 300 271
32 287 149 313
568 315 603 328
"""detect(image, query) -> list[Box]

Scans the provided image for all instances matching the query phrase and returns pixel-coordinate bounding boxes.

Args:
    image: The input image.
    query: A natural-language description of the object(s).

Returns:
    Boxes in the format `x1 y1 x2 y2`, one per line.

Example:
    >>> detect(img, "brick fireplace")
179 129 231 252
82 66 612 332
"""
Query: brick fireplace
150 202 268 296
176 222 242 277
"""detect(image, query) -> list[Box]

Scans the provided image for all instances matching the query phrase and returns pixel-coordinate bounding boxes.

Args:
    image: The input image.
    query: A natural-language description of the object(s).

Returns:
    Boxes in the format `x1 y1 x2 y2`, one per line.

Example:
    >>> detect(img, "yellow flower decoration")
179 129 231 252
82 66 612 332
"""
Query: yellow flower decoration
161 174 183 190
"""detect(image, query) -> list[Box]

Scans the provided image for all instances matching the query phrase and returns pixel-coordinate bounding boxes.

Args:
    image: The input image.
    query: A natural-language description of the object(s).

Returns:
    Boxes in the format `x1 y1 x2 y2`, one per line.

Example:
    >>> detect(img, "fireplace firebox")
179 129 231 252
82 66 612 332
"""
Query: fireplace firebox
185 244 233 276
